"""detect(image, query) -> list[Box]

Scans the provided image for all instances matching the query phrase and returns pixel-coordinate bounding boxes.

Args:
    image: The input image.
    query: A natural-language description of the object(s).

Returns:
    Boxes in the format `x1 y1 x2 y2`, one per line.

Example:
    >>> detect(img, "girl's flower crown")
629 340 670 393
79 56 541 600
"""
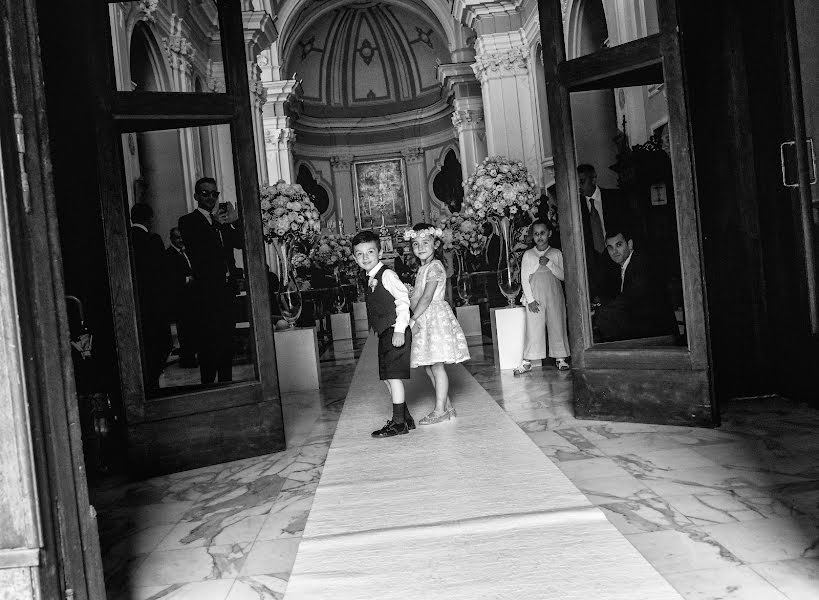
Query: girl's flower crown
403 227 443 241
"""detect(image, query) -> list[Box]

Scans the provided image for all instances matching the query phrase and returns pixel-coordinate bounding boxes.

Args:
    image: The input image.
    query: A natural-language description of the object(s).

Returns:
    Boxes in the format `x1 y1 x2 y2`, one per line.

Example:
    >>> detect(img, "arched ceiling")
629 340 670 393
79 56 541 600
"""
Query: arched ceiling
284 1 450 118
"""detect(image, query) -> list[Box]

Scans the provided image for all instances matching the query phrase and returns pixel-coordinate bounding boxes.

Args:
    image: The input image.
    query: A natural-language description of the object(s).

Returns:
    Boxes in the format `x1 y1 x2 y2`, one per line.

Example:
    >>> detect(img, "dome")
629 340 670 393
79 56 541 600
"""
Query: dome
285 1 449 118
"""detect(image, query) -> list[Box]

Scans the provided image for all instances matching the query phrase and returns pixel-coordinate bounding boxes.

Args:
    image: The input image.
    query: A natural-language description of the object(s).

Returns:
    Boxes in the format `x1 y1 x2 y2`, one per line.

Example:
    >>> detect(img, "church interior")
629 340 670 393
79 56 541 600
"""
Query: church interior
0 0 818 598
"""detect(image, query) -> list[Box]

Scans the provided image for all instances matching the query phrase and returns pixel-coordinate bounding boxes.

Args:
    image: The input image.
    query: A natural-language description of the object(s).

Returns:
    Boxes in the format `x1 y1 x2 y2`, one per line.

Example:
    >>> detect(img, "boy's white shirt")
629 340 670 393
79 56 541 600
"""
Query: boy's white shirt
367 262 410 332
521 246 565 305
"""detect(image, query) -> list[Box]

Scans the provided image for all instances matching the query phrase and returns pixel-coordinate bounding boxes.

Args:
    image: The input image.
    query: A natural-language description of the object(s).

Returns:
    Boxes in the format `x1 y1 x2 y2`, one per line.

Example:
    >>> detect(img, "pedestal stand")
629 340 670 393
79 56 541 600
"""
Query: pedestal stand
274 326 320 392
331 312 353 340
456 304 482 337
490 306 526 370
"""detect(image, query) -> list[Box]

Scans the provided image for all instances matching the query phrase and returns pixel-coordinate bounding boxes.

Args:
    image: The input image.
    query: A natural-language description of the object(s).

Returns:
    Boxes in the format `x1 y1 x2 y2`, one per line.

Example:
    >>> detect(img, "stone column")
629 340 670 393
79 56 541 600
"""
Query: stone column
162 17 197 200
402 147 427 225
438 62 488 181
331 155 356 234
472 30 544 188
248 60 268 185
262 79 298 184
243 10 278 184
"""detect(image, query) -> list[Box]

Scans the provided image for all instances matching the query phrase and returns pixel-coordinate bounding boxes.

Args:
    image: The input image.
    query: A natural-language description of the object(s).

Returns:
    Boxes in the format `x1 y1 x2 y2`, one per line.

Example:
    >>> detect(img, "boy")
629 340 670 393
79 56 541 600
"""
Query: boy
514 220 570 374
351 230 415 437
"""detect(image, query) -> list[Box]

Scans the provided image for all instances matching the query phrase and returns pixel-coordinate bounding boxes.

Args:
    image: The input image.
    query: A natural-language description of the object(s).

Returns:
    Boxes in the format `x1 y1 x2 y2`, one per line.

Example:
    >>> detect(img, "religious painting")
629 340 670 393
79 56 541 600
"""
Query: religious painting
353 158 410 230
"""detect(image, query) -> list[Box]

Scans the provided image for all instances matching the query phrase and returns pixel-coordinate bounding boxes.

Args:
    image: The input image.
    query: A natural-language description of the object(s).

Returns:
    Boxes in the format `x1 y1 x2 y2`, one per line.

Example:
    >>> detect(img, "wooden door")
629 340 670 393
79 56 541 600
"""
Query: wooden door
95 1 282 475
538 0 715 426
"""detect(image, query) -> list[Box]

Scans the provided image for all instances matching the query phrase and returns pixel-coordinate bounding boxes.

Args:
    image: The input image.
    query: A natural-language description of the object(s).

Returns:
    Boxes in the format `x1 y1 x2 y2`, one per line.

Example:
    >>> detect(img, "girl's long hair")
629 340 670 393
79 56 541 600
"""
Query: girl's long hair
412 222 447 267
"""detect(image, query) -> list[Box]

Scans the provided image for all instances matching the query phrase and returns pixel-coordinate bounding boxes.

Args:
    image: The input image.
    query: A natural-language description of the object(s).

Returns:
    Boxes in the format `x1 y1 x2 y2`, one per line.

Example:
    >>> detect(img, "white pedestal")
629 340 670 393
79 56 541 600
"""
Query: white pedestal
331 312 353 340
490 306 526 370
332 338 355 359
352 301 367 321
456 304 482 337
274 326 320 392
353 301 369 336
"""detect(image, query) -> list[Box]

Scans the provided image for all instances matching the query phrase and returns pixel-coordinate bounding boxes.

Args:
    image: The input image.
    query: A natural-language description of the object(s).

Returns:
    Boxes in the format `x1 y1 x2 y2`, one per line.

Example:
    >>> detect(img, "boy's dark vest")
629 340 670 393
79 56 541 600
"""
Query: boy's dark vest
365 266 398 335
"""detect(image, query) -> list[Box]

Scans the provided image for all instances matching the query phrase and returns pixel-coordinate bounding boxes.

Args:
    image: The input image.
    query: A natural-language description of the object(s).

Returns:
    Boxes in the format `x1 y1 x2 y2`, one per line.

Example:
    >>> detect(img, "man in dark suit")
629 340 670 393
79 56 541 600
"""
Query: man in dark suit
178 177 243 384
594 228 677 342
577 164 629 302
165 227 197 368
130 203 171 390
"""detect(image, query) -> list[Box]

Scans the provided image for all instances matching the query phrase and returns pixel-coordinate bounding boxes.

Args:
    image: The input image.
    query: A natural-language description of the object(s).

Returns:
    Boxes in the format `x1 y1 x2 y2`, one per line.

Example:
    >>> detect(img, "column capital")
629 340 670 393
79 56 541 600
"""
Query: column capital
162 15 195 74
452 0 524 31
451 109 485 133
264 128 296 146
401 148 425 164
472 31 529 83
330 155 354 170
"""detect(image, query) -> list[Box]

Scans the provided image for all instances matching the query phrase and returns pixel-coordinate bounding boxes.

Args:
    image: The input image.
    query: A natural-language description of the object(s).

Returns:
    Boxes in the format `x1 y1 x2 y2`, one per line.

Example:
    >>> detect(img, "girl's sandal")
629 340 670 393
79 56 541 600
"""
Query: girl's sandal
419 410 451 425
513 362 532 376
556 358 570 371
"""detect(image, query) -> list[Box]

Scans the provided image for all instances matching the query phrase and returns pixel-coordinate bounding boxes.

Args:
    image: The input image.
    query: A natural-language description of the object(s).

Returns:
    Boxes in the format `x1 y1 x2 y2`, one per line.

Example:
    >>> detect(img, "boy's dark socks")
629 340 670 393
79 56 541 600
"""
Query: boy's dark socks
403 403 412 420
392 402 406 424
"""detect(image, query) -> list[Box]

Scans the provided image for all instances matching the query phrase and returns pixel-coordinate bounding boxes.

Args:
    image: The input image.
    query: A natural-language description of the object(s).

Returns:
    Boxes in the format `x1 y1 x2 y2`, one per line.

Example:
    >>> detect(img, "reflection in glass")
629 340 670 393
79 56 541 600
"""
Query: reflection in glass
571 77 684 346
122 125 256 395
496 217 522 307
278 276 303 328
109 1 226 93
565 0 659 60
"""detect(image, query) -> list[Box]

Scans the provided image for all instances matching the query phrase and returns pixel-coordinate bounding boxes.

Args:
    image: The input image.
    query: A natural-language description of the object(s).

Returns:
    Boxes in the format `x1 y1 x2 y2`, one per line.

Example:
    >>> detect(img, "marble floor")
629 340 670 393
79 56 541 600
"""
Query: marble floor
94 335 819 600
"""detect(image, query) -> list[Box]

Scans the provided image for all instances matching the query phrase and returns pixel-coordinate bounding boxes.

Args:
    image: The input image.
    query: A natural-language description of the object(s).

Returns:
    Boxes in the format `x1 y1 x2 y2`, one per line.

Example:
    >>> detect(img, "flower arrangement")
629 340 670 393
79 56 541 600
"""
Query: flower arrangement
260 180 322 245
438 213 487 256
461 156 539 225
310 233 357 279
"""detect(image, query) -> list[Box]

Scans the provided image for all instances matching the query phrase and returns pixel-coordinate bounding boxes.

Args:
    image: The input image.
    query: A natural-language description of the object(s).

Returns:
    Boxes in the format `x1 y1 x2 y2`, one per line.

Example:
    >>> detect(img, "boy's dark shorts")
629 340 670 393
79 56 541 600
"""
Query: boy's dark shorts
378 327 412 381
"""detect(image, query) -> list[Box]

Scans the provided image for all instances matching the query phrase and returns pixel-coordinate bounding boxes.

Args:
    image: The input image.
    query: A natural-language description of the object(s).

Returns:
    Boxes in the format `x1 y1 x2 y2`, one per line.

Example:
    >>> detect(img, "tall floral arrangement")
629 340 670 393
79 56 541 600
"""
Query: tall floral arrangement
260 180 321 245
461 156 539 226
310 233 357 280
438 212 487 256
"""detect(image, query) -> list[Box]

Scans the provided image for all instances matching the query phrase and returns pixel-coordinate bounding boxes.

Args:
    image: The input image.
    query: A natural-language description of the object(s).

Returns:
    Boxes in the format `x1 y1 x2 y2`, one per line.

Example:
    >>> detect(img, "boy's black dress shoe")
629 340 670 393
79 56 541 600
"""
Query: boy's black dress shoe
406 415 415 430
371 420 409 438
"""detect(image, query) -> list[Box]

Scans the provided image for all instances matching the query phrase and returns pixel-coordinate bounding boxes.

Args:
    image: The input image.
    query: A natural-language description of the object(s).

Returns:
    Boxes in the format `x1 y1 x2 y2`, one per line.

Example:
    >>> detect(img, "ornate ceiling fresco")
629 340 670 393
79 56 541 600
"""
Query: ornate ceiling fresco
285 1 449 118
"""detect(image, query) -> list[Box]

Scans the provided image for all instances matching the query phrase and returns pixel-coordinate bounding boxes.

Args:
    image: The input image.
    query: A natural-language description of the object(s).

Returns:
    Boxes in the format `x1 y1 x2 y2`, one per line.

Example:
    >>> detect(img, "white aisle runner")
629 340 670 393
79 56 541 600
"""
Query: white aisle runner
285 338 681 599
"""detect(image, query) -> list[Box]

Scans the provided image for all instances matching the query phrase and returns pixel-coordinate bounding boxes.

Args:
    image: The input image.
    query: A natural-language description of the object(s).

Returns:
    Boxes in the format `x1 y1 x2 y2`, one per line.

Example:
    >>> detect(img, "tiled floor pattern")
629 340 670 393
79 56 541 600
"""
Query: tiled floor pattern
96 335 819 599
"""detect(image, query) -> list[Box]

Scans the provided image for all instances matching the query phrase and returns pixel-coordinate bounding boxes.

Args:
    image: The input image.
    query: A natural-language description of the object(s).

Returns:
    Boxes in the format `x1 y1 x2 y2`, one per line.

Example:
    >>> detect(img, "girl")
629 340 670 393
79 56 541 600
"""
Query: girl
515 219 570 374
404 223 470 425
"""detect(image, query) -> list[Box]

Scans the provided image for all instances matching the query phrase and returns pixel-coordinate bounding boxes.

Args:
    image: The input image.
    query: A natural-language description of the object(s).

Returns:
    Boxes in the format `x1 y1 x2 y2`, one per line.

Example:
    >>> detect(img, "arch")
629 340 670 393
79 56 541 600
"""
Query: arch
277 0 459 64
429 145 463 214
565 0 611 60
294 160 336 221
128 20 169 91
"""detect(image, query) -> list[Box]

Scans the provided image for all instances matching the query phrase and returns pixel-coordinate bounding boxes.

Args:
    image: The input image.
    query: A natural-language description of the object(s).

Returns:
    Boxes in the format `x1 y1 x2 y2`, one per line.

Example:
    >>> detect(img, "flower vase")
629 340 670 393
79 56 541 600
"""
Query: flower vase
275 239 302 327
455 252 473 306
496 216 521 307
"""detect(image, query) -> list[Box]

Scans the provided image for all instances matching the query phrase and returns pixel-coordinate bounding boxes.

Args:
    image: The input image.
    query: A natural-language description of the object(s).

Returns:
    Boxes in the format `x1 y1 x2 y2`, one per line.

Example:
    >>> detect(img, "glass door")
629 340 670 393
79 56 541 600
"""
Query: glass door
99 0 282 475
538 0 714 425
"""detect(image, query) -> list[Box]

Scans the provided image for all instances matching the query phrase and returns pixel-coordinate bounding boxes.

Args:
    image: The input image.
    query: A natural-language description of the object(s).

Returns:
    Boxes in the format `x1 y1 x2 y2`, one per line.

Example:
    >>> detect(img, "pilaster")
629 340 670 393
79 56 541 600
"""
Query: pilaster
402 147 427 222
262 79 299 184
330 155 356 234
438 62 488 182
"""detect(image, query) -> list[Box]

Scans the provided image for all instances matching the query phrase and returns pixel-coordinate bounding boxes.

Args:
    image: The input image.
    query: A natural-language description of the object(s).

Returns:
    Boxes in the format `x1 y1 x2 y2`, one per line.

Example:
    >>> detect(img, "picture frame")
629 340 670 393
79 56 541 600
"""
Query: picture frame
353 158 411 230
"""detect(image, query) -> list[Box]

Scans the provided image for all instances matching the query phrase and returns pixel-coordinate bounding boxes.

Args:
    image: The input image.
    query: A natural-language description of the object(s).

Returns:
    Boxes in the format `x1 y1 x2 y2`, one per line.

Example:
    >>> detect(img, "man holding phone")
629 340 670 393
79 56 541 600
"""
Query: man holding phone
178 177 243 384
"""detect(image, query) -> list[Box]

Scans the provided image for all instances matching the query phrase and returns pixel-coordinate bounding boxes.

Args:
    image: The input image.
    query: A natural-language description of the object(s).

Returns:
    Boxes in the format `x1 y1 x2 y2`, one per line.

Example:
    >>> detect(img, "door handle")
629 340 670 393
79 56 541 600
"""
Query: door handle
780 138 817 187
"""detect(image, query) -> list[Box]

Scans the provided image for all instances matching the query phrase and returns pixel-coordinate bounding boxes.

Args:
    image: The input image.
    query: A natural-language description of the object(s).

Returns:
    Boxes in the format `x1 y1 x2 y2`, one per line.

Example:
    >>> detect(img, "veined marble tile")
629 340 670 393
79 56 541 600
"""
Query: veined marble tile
106 524 176 557
625 529 742 574
120 580 235 600
240 538 301 577
751 558 819 600
599 496 693 534
226 574 288 600
158 515 267 550
637 466 757 497
664 565 789 600
664 491 800 526
557 457 634 482
130 543 251 587
524 429 605 461
612 448 721 477
700 517 819 563
256 495 313 541
575 475 656 505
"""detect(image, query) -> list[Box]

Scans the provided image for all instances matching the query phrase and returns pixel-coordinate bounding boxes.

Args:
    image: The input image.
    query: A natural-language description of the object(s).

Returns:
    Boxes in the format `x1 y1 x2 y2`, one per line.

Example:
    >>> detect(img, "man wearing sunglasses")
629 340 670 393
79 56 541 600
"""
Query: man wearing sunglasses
179 177 243 384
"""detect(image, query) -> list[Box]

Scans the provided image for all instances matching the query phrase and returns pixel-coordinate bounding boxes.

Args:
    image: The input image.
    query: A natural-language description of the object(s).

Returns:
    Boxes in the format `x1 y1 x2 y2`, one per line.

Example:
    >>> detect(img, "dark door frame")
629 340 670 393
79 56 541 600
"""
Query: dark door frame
538 0 715 425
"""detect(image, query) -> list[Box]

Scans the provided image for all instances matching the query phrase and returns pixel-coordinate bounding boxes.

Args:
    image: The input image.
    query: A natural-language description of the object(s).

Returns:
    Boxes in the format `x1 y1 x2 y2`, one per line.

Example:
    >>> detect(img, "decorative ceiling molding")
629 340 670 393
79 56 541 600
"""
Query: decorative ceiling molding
451 0 524 30
296 97 453 135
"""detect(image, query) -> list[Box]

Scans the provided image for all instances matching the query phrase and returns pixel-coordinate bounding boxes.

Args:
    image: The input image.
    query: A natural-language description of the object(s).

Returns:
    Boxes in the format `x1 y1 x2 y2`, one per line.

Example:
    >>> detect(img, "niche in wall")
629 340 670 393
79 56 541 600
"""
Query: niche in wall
296 164 330 215
432 150 463 213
